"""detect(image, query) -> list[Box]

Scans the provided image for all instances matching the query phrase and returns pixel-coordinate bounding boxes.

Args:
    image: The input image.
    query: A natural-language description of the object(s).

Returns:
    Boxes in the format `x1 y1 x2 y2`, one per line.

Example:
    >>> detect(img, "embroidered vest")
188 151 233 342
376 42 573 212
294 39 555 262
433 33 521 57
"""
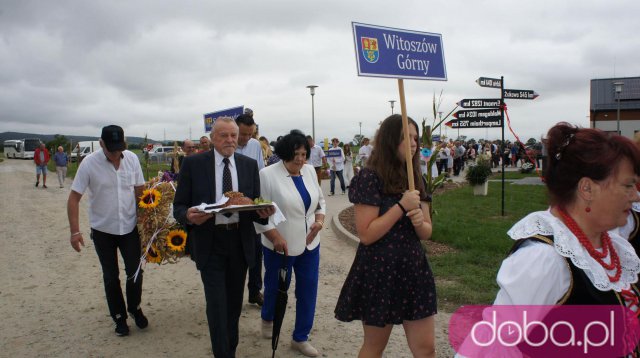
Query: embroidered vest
509 234 640 357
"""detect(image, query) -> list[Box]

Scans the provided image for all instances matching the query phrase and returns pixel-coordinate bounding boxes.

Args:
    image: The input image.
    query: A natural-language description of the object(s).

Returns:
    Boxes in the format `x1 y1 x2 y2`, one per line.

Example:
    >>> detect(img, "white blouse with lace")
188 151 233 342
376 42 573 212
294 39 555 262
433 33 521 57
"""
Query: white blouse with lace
494 209 640 305
618 193 640 240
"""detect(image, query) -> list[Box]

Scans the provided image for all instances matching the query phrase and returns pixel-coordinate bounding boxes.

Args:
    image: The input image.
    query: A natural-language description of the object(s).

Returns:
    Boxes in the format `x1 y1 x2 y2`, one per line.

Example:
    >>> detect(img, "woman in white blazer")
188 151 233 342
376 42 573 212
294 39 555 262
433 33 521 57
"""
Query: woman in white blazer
254 130 326 357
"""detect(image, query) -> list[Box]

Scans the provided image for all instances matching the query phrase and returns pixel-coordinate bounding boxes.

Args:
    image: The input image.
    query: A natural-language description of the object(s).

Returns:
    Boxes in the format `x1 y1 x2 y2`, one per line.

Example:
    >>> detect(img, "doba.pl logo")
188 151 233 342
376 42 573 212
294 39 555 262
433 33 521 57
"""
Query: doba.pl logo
449 305 640 357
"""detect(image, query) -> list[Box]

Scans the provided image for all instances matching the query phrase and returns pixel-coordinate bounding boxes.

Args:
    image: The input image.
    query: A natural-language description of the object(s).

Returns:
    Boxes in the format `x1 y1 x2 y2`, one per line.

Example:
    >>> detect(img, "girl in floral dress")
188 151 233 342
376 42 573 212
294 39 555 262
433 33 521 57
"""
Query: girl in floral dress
335 114 437 357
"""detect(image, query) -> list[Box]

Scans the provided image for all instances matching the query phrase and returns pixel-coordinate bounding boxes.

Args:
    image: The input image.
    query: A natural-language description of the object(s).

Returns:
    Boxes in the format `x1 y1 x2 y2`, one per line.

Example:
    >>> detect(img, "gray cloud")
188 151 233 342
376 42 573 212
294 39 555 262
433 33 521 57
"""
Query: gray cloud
0 0 638 143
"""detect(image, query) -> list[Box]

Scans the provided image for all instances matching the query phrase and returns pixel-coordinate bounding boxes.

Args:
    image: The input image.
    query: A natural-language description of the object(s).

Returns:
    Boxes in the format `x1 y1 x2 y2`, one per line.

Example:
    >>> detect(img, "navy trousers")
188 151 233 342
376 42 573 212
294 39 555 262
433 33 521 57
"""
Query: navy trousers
261 245 319 342
330 170 345 194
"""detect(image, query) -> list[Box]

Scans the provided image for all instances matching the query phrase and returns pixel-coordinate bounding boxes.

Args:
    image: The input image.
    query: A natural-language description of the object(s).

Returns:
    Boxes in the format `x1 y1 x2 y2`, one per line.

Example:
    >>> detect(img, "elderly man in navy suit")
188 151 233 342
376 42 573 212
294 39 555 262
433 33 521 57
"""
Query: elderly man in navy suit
174 117 274 357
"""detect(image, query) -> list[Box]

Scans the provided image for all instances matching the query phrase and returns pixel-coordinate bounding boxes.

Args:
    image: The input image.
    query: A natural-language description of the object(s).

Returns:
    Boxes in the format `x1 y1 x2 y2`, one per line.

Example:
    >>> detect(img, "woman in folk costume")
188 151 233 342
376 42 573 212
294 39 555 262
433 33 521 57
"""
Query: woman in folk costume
461 123 640 357
457 123 640 357
495 122 640 305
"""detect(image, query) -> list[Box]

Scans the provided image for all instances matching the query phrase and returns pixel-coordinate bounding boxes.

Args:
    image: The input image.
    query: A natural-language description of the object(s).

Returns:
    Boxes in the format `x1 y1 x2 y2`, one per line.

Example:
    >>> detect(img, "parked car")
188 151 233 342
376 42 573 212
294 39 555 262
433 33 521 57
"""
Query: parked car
147 146 174 162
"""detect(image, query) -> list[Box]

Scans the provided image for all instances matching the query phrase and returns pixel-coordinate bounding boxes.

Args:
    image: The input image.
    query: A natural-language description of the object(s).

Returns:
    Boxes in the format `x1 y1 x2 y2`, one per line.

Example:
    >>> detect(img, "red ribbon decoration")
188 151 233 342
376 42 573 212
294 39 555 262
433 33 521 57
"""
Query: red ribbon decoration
502 103 544 179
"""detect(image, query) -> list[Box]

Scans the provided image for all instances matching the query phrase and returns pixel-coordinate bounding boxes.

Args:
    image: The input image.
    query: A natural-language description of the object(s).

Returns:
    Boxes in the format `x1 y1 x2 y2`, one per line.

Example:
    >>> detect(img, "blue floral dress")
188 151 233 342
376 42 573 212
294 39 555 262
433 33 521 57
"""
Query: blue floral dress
334 168 437 327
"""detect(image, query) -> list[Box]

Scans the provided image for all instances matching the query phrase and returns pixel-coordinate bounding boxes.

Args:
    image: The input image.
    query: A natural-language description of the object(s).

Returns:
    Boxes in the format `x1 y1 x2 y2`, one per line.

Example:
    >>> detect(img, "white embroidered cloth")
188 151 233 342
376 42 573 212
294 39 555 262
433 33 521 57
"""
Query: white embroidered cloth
507 210 640 292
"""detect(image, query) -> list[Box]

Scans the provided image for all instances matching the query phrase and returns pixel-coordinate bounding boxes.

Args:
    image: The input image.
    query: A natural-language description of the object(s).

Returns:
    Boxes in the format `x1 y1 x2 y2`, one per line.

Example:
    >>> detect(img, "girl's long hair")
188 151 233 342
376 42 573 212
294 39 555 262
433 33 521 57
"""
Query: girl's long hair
367 114 426 198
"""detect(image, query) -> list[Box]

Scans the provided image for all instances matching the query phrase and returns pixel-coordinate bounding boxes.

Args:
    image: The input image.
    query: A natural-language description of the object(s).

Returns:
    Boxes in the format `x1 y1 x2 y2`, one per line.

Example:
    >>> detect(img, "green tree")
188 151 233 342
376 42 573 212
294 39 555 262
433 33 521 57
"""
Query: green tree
128 142 141 150
46 134 69 153
352 134 364 146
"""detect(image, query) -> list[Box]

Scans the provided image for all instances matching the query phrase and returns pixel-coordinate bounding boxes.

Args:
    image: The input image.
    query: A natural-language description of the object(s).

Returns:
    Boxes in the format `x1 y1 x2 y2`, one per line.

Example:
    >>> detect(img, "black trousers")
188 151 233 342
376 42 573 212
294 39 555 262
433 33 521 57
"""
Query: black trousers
247 234 263 296
91 227 143 322
200 227 248 358
453 157 463 175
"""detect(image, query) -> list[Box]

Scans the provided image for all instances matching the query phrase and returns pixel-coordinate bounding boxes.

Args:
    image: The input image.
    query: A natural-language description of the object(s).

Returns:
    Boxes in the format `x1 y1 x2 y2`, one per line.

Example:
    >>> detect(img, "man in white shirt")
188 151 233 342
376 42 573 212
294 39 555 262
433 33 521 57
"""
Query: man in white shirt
234 113 265 306
358 137 373 166
235 114 265 171
67 125 148 337
328 138 346 196
453 141 466 176
307 135 326 186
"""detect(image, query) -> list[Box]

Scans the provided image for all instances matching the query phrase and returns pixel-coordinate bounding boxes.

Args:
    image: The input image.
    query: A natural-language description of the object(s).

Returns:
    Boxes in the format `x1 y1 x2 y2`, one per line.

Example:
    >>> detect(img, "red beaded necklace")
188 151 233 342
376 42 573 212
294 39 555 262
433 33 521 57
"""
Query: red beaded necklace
558 208 622 283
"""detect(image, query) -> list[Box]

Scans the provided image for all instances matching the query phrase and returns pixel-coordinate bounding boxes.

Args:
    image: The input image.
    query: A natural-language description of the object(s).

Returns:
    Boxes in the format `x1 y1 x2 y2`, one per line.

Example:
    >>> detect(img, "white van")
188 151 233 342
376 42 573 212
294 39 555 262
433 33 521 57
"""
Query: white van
71 141 101 162
147 146 175 163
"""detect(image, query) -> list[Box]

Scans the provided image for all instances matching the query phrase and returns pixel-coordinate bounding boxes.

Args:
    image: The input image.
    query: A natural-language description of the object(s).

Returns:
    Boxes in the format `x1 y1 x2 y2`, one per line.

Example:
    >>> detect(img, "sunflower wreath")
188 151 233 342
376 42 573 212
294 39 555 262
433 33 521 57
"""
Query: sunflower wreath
135 171 188 278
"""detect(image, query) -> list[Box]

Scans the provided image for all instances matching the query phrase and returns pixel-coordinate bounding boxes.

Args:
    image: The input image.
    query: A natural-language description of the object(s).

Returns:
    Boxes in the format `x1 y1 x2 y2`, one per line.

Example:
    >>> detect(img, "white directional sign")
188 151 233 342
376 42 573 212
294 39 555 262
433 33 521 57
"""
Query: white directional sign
503 89 539 100
454 109 501 120
446 118 502 128
476 77 502 88
457 98 502 109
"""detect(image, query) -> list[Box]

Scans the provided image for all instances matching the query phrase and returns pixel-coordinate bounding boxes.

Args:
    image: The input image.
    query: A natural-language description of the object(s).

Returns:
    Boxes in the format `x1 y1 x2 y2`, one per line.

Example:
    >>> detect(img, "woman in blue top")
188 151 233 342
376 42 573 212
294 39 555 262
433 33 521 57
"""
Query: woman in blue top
254 130 326 357
53 146 68 188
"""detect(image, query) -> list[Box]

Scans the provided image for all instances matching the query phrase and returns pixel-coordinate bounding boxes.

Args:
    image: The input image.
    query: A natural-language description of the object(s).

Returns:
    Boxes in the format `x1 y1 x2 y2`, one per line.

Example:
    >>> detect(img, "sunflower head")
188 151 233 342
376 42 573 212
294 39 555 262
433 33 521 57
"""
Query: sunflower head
139 188 162 209
166 229 187 252
146 245 162 264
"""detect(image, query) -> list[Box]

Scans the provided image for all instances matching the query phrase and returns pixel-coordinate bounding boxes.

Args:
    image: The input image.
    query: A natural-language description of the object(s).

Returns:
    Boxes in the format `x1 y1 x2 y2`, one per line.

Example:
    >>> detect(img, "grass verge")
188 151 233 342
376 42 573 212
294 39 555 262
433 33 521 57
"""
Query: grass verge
489 171 541 180
430 181 548 311
48 149 172 182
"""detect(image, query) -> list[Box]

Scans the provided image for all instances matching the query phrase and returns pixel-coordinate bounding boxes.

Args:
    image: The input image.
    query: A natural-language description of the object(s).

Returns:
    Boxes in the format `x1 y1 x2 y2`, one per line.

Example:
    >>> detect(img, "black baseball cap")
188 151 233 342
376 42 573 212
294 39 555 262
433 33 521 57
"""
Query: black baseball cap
101 125 126 152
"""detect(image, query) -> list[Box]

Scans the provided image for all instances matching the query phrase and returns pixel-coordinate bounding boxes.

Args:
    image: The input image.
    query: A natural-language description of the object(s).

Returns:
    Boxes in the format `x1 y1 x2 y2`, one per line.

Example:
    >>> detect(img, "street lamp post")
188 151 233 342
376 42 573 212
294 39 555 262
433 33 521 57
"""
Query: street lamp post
359 121 362 136
307 85 318 140
389 100 396 115
613 81 624 135
438 111 443 137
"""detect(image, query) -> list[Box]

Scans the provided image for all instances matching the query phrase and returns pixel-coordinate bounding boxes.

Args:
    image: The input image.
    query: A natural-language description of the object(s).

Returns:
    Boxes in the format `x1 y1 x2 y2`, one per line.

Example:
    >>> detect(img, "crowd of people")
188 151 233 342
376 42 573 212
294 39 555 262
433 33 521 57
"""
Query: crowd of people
57 109 640 357
432 138 543 177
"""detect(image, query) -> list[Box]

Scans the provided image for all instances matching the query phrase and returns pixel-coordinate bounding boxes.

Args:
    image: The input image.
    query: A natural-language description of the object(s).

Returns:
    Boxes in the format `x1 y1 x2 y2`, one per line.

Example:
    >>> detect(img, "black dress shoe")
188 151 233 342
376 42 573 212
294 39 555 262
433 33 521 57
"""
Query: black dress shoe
129 309 149 329
115 318 129 336
249 292 264 306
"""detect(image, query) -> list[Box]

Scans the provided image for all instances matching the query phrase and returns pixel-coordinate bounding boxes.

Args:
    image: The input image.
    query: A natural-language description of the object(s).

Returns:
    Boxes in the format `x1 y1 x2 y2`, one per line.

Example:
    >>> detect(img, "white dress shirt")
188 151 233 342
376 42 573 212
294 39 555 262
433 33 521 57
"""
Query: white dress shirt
308 145 325 167
328 146 345 171
358 144 372 165
235 138 264 170
213 149 239 224
71 150 144 235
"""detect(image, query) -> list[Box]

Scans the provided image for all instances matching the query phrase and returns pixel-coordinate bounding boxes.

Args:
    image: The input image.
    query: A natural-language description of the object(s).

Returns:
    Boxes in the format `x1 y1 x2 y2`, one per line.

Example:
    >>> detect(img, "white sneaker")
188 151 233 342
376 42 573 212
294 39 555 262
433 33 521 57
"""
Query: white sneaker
291 340 319 357
261 320 272 339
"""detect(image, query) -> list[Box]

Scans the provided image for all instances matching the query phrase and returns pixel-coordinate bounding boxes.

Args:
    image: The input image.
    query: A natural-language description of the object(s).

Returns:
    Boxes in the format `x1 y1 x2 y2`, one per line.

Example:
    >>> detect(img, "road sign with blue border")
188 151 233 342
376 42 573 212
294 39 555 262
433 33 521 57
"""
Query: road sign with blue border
352 22 447 80
203 106 244 132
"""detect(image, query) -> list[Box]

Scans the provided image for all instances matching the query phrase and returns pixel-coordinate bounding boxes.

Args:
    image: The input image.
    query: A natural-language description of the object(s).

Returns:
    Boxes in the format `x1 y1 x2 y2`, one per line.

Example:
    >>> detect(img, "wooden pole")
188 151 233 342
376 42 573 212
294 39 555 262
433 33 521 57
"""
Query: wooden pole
397 79 415 190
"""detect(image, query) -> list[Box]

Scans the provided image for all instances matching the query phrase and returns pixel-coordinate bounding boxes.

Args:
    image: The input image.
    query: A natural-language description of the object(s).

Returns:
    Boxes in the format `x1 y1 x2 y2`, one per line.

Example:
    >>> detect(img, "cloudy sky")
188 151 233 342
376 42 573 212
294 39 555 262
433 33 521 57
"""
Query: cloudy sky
0 0 638 144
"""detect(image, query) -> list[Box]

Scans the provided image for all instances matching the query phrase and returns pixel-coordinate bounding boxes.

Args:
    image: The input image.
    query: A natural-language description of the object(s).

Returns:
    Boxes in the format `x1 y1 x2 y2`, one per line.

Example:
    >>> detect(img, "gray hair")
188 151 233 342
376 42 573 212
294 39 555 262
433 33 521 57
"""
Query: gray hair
211 116 238 135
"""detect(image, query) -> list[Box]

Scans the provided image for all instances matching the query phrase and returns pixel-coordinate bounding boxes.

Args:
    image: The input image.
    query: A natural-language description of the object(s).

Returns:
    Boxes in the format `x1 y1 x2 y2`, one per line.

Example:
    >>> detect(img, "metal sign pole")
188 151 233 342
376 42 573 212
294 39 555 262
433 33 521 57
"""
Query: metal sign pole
500 75 505 216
